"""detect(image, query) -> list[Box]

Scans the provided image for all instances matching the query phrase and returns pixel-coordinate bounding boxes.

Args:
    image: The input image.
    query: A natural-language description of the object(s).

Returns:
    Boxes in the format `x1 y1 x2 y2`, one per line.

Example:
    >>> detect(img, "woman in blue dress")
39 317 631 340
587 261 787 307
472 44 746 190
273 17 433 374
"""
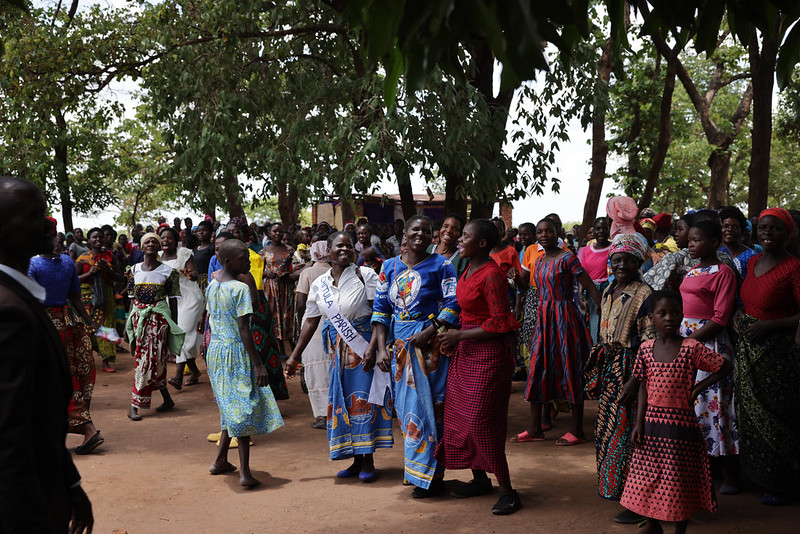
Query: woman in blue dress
370 214 460 498
286 231 393 481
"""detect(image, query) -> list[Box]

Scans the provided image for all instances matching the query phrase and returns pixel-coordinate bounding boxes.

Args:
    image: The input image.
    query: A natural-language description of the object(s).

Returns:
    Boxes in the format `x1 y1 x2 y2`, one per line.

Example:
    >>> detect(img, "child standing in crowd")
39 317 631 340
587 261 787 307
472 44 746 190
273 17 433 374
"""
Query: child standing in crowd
205 239 284 488
621 291 732 534
293 229 312 264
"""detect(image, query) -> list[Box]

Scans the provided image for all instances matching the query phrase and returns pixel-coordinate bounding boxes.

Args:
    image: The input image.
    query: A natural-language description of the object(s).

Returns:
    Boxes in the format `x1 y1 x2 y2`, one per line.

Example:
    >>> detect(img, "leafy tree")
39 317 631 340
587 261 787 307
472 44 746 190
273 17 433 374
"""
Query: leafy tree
0 2 139 230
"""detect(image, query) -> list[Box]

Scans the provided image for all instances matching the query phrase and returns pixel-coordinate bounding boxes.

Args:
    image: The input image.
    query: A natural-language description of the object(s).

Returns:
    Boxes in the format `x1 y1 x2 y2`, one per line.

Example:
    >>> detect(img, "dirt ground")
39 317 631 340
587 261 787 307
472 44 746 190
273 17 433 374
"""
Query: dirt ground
73 350 798 534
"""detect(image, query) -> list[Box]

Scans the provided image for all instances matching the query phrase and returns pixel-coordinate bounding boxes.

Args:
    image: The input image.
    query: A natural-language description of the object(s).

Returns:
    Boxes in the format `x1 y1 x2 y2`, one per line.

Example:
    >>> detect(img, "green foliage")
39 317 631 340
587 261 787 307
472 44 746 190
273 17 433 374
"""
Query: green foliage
0 3 140 221
607 30 760 214
346 1 800 106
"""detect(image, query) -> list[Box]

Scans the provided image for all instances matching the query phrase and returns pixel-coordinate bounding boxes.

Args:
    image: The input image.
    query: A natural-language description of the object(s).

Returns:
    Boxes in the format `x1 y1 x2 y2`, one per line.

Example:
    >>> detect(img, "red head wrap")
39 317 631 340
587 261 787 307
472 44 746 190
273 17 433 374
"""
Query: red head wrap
652 213 672 230
759 207 795 234
46 217 57 231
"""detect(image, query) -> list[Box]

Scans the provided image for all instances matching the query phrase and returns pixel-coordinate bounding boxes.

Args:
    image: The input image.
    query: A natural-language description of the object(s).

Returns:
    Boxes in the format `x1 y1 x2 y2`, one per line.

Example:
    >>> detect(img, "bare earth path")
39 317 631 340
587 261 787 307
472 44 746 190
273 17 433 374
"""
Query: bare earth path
74 351 797 533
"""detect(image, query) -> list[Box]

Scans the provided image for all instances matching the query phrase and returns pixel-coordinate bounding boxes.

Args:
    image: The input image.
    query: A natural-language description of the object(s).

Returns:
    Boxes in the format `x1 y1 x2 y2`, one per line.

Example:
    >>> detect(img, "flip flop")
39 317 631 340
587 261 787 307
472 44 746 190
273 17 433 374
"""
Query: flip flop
541 424 553 431
510 430 546 443
555 432 587 446
101 366 116 373
184 375 200 386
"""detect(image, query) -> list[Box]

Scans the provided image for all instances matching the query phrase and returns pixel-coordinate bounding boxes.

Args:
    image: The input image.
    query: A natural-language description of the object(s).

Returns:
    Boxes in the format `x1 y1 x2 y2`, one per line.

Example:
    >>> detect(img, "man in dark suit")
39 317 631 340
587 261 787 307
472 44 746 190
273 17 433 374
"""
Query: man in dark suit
0 177 93 533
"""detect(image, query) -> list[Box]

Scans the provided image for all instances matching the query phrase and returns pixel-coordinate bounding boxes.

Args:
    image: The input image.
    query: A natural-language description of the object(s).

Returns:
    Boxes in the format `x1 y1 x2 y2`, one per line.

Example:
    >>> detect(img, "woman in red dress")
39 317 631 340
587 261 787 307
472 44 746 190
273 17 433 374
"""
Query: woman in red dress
436 219 521 515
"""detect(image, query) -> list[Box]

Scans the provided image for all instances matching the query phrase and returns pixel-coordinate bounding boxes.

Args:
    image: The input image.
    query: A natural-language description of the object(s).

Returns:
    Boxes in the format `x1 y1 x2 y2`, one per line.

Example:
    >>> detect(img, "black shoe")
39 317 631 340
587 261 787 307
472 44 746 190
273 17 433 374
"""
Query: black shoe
75 431 104 455
492 490 521 515
613 509 644 524
450 479 493 499
412 479 446 499
310 416 327 430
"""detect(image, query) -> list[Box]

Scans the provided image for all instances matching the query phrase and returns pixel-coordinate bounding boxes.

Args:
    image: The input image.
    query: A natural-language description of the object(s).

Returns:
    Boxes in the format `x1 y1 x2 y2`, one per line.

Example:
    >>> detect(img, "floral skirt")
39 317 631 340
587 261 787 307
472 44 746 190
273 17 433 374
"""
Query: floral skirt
47 306 96 429
680 318 738 456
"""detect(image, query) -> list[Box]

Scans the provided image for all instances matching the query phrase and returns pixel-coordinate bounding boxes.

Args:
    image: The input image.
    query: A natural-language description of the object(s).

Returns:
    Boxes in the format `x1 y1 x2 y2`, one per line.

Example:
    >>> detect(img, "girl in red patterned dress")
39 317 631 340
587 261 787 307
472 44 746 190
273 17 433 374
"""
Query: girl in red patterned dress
621 291 732 534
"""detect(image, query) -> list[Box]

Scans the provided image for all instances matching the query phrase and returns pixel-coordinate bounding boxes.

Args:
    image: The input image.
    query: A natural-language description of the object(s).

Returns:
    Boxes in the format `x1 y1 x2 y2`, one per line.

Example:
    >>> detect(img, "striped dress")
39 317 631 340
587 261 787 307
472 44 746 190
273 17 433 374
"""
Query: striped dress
524 252 592 404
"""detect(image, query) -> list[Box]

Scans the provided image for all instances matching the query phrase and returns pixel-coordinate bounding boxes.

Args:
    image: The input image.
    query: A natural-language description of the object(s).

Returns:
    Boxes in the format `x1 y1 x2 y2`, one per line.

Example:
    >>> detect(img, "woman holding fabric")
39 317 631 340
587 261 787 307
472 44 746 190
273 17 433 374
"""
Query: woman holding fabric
76 227 121 372
735 207 800 506
435 219 521 515
370 214 459 498
583 233 655 524
125 233 184 421
285 231 393 480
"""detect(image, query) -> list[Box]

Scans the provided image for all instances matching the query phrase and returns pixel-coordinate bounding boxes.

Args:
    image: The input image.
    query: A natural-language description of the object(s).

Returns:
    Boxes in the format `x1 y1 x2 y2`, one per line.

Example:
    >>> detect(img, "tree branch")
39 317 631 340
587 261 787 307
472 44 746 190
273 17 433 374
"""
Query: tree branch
731 82 754 135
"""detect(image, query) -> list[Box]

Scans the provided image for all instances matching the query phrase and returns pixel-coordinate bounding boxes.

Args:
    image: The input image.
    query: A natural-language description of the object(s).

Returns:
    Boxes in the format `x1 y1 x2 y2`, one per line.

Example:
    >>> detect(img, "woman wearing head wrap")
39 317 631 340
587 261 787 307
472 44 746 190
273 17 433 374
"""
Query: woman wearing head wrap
652 213 679 253
735 207 800 505
583 233 655 524
124 232 184 421
606 196 639 238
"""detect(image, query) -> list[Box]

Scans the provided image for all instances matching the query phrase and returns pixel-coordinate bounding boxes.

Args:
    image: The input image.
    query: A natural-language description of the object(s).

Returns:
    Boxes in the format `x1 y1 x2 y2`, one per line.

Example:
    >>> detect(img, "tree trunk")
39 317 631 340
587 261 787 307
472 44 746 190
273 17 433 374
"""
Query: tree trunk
468 43 514 221
707 149 731 208
581 38 613 238
470 200 494 220
53 108 73 232
222 167 245 217
391 157 417 219
640 60 677 208
747 24 779 217
443 173 468 219
277 179 300 225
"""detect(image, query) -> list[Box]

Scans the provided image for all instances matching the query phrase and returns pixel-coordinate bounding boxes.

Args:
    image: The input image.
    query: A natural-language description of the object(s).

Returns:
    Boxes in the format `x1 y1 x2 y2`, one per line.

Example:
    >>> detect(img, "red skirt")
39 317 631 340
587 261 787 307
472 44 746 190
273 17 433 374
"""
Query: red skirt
435 325 514 483
620 405 717 521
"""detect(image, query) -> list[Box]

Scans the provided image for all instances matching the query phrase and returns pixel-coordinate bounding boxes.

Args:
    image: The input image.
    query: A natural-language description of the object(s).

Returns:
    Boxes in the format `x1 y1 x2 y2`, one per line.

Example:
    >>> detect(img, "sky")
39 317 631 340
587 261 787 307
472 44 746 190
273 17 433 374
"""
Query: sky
47 0 622 231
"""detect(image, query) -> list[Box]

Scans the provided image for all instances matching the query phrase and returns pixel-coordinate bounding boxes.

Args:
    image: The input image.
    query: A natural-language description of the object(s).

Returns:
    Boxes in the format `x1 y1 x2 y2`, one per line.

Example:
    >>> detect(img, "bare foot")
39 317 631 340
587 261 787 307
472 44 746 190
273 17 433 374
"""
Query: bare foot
240 474 260 488
209 461 237 475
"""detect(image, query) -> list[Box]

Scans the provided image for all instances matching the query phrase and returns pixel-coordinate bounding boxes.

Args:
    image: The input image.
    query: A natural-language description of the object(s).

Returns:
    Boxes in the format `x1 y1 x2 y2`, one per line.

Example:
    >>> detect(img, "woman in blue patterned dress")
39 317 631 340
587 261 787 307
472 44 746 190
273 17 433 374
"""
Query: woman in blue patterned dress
286 231 393 481
370 215 460 498
205 239 283 488
514 217 601 446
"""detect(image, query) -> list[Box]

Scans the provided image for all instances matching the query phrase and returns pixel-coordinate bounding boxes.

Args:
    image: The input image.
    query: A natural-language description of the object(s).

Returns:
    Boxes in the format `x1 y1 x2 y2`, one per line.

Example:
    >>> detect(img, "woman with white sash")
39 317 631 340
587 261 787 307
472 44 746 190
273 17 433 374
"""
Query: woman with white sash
285 231 394 482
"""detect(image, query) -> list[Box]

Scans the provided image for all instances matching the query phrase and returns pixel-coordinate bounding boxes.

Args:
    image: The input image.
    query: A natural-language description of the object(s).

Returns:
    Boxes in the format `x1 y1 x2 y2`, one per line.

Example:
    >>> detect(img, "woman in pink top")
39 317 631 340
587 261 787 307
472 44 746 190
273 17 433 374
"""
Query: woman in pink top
577 217 611 343
679 219 740 494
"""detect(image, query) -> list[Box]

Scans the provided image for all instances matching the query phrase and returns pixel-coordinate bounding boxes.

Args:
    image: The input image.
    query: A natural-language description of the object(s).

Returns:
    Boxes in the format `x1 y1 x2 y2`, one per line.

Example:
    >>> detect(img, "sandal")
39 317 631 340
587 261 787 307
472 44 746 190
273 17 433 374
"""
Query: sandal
510 430 546 443
184 374 200 386
554 432 587 446
167 377 183 390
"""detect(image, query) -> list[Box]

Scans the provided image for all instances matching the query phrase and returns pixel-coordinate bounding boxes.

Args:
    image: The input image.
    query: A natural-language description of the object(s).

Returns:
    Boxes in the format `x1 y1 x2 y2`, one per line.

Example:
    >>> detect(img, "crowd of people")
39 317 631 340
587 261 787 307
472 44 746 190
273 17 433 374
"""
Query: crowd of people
2 176 799 530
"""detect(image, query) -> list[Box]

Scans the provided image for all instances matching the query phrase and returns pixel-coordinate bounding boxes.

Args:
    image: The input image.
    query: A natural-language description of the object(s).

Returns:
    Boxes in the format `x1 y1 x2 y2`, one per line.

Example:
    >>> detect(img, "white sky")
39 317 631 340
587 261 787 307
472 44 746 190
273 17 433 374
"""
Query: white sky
46 0 620 231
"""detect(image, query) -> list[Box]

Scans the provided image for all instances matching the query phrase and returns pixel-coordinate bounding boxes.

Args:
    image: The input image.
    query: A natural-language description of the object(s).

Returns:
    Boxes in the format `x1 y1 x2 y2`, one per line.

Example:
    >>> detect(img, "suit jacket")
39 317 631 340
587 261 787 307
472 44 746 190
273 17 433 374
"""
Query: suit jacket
0 270 80 533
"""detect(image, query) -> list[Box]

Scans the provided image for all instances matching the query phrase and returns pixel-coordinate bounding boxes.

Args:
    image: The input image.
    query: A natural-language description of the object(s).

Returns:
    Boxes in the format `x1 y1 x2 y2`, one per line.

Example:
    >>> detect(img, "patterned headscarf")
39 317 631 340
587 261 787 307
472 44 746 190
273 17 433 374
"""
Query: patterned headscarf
228 215 250 240
639 218 656 232
609 233 648 262
606 196 639 237
310 240 330 263
759 207 795 234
